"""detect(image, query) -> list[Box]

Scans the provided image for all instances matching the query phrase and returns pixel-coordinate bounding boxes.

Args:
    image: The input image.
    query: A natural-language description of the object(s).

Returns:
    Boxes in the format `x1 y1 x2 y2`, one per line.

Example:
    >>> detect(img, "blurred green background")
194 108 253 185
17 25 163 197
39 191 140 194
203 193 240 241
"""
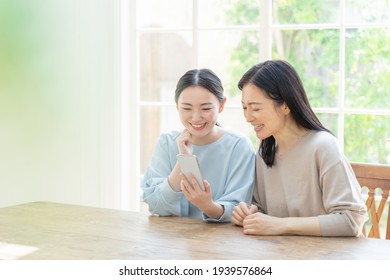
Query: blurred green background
0 0 83 206
224 0 390 163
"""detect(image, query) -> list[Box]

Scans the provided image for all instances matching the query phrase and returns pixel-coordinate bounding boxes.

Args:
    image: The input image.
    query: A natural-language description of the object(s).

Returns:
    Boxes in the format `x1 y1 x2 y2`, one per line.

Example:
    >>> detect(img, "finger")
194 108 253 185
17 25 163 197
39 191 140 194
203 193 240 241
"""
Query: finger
249 204 258 214
243 213 260 226
243 226 256 235
202 180 210 193
242 221 253 233
231 216 243 226
182 128 190 136
179 174 193 194
231 212 244 226
232 205 247 222
243 214 256 226
179 173 188 186
188 173 203 192
180 173 193 187
231 208 242 219
177 131 193 154
180 180 189 194
238 201 251 216
181 130 192 142
184 142 193 154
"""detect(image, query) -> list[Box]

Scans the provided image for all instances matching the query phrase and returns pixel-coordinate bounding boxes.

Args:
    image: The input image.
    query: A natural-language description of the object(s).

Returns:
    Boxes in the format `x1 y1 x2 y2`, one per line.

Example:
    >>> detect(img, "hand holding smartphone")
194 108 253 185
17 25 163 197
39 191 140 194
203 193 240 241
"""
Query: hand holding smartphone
176 154 205 190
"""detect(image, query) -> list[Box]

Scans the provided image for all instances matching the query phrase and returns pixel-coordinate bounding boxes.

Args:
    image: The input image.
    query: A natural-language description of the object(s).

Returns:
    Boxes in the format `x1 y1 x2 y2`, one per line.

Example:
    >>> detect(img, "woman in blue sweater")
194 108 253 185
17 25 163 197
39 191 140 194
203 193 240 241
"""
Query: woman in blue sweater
141 69 255 222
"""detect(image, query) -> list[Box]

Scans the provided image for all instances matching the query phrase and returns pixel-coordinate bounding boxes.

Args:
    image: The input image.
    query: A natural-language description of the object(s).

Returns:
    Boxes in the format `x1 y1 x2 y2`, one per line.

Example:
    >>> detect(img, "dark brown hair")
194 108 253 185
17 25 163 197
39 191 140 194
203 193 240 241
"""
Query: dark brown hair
238 60 331 167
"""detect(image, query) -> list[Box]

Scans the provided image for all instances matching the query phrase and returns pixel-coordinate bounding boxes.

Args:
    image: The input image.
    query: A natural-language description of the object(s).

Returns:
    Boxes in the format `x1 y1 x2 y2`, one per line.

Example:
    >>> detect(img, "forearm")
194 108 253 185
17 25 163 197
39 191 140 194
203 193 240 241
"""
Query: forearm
142 178 184 216
167 163 183 192
202 202 224 220
282 216 321 236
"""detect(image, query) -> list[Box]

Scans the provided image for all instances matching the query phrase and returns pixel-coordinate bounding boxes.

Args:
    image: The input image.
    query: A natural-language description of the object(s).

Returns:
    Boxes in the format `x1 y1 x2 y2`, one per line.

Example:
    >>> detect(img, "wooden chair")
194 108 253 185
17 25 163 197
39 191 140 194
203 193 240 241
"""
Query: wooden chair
351 162 390 240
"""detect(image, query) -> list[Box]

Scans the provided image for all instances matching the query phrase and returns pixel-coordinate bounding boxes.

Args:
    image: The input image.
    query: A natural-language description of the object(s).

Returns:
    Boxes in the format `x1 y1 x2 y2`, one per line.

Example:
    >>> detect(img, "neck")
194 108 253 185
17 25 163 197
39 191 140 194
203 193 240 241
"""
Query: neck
192 126 224 146
275 127 310 155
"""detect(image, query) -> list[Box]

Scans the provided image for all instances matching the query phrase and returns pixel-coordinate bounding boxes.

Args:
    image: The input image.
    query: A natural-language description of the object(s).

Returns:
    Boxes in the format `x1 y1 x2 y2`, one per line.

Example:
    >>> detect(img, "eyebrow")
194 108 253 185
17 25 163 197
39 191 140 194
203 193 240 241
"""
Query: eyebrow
180 102 214 106
241 101 262 105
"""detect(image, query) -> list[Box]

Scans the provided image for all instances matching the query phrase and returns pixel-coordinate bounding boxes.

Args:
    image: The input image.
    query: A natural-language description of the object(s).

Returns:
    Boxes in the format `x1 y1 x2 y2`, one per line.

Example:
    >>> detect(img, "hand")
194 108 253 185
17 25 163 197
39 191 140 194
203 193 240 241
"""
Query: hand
180 173 224 219
242 212 283 235
231 202 258 226
176 129 193 154
180 173 213 211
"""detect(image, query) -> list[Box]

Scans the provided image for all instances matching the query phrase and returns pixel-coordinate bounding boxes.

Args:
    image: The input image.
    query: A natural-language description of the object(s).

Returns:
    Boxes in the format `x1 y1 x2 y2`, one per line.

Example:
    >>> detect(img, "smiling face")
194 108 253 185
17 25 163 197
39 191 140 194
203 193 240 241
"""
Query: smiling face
241 83 290 140
177 86 225 143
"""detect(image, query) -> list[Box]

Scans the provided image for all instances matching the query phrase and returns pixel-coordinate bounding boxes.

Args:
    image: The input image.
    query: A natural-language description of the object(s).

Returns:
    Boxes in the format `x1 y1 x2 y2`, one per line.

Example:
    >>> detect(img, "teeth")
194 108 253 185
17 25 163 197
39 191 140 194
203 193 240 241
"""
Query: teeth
192 123 205 128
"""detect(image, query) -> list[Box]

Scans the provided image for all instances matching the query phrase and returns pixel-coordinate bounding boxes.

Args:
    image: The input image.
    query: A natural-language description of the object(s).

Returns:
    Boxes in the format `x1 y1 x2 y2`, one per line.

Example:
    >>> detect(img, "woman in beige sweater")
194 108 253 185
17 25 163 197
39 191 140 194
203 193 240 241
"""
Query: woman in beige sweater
232 60 367 237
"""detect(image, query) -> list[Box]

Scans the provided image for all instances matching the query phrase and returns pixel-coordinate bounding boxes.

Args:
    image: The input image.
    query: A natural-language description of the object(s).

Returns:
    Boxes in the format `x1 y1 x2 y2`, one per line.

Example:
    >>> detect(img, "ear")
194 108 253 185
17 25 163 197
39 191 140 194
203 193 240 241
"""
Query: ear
219 97 227 113
282 102 290 115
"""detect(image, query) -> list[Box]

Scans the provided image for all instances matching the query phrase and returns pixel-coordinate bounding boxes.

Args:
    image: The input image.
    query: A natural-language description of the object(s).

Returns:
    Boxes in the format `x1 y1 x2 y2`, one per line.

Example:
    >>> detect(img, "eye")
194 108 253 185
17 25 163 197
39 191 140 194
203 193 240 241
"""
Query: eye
202 108 212 111
181 107 191 111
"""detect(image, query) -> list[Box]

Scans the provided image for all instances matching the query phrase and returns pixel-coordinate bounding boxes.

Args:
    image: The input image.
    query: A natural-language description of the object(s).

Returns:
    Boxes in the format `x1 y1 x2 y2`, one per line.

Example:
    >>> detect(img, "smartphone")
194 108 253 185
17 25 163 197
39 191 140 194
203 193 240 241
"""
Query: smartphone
176 154 205 190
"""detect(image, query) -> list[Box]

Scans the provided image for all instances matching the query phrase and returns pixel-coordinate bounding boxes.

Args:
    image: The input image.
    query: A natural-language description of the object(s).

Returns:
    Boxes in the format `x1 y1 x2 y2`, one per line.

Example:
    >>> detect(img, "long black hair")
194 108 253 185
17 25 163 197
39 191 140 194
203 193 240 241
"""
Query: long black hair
238 60 331 167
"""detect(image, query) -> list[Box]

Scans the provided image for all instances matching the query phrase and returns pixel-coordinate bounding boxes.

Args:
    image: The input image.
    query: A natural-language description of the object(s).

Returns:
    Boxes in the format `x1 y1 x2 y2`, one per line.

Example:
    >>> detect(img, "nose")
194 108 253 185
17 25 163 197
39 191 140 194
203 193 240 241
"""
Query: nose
244 110 254 123
191 110 202 121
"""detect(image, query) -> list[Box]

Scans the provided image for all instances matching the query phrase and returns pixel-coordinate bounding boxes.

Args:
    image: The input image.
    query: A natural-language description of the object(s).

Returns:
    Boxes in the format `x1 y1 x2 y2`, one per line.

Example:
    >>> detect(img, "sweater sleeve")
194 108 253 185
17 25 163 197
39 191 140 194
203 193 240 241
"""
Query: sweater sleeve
251 156 267 214
141 134 184 216
318 158 368 237
203 137 255 222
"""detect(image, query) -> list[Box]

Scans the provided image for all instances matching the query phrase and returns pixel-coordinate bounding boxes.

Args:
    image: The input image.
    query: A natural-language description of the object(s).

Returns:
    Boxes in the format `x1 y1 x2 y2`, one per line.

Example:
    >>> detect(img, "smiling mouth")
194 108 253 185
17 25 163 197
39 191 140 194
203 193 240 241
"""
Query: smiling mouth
191 123 206 129
254 124 264 131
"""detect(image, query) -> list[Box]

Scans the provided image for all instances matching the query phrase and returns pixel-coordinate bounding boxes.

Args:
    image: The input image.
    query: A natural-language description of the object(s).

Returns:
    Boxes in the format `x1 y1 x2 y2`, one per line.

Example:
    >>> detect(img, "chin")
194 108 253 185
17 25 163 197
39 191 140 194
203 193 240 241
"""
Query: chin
193 131 209 137
257 133 269 140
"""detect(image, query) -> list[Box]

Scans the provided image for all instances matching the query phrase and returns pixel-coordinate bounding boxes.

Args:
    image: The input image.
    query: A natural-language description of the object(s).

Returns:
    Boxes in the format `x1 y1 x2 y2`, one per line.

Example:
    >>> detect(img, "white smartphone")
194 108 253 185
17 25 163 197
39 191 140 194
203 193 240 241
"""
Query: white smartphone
176 154 205 190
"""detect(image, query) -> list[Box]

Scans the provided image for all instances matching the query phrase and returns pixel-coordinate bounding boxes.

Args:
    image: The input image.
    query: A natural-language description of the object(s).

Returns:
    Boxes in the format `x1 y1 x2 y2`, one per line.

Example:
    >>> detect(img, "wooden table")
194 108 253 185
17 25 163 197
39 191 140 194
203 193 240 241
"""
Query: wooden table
0 201 389 260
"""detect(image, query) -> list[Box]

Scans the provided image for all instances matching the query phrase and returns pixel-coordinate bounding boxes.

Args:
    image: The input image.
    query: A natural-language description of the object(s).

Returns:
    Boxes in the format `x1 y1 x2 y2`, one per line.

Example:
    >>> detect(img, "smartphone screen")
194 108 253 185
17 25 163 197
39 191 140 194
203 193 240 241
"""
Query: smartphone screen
176 154 205 190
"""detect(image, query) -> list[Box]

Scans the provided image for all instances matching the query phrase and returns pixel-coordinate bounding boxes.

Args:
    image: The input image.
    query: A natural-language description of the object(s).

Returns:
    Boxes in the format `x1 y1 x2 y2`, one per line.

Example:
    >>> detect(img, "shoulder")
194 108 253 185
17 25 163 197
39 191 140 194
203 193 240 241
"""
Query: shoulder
305 130 345 165
157 130 182 142
307 130 339 149
221 130 255 155
154 130 182 151
223 129 252 144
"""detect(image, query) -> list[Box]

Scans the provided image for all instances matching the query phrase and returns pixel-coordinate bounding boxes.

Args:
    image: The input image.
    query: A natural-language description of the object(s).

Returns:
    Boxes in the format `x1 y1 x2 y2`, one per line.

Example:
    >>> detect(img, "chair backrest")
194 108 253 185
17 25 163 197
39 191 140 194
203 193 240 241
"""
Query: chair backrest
351 162 390 240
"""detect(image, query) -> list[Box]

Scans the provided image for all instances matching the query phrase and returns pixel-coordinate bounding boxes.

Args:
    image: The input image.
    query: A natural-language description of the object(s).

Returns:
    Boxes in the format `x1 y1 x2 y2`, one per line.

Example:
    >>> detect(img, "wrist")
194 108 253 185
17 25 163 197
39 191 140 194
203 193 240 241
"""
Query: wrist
167 174 181 192
202 202 224 219
279 217 289 235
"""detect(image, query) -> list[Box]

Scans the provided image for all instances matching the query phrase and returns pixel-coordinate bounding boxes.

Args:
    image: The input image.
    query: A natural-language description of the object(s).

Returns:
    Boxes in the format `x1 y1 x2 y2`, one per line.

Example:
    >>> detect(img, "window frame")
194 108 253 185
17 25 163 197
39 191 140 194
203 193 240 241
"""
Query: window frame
130 0 390 211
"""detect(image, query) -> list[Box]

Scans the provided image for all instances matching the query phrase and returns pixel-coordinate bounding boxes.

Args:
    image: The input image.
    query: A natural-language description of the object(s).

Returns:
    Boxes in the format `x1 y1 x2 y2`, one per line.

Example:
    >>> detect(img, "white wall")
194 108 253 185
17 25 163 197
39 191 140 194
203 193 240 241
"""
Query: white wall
0 0 138 210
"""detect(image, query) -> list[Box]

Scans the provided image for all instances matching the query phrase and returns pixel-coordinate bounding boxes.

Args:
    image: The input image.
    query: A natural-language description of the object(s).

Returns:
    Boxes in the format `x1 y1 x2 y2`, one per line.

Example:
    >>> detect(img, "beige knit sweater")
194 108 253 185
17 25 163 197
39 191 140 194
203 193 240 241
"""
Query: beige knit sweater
252 130 368 237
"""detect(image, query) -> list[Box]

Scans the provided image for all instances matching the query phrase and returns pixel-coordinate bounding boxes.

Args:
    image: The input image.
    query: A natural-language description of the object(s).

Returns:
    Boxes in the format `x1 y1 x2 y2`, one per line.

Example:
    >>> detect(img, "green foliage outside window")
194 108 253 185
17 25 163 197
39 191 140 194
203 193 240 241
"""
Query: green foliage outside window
223 0 390 164
224 0 260 97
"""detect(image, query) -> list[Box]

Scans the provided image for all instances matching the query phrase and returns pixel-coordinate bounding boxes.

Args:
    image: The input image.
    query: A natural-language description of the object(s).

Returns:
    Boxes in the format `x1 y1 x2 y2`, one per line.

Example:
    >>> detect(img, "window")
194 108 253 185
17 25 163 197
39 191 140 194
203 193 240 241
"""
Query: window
133 0 390 209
